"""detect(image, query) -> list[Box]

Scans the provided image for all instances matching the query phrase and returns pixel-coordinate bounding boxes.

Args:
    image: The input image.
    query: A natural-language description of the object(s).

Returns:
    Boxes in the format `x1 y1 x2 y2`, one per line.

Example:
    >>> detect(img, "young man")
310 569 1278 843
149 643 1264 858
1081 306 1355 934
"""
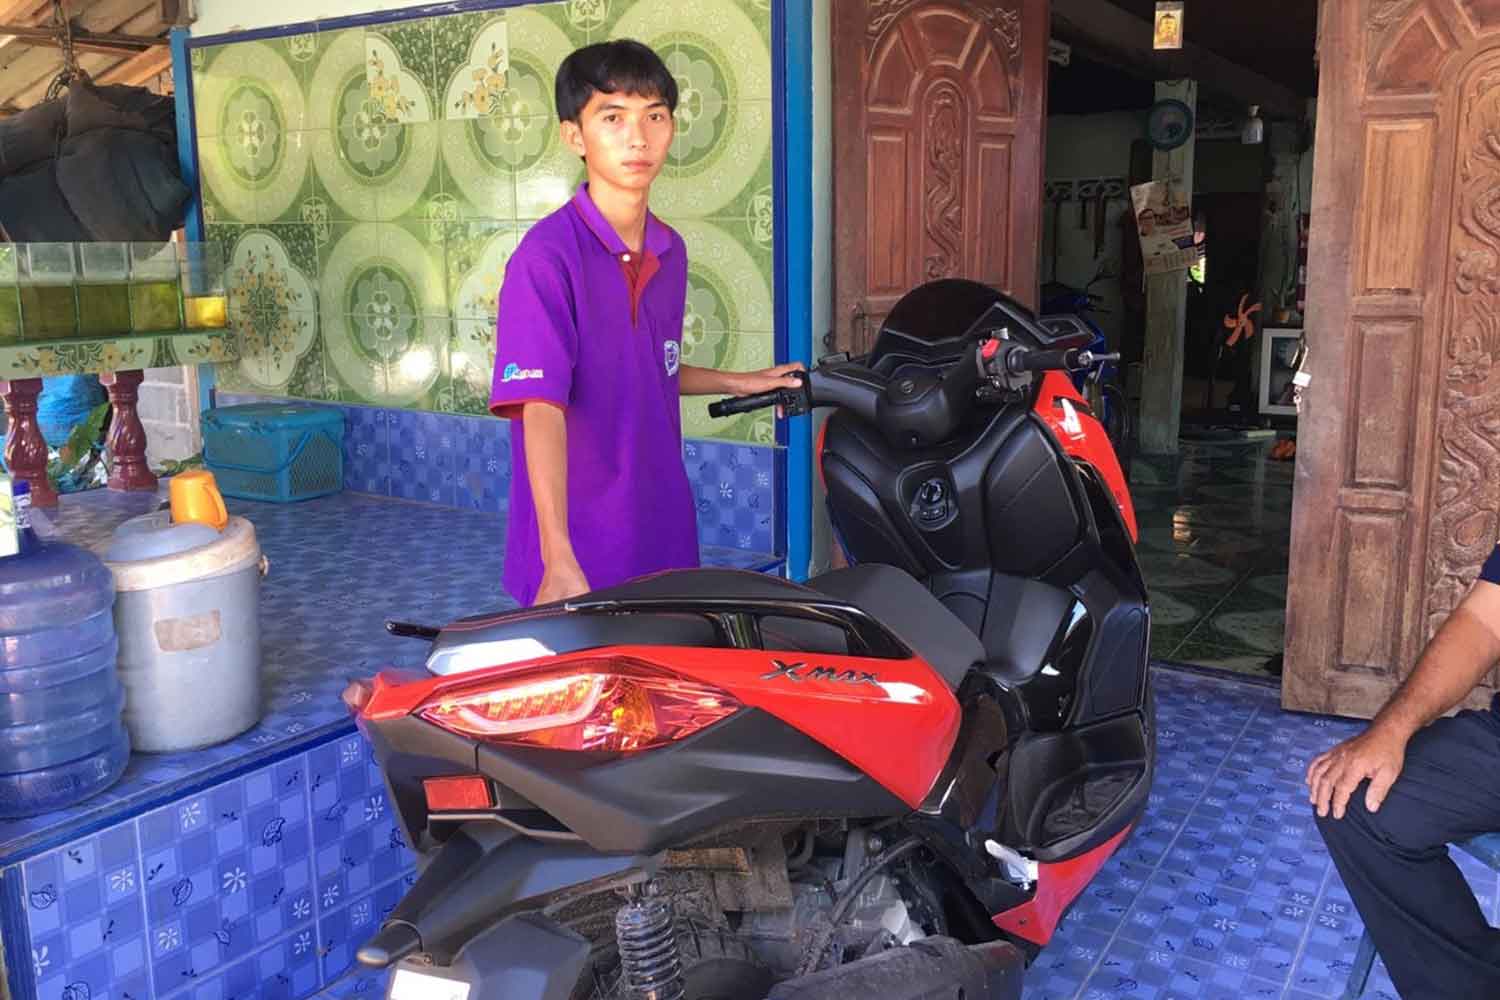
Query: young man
489 40 801 607
1308 543 1500 999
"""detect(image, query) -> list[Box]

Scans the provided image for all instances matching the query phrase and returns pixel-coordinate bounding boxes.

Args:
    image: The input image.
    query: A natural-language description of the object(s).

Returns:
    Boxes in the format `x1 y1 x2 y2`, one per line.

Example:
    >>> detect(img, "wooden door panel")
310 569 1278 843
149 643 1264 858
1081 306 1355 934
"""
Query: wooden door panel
922 80 971 284
867 129 913 297
1461 0 1500 30
1349 320 1419 488
1355 120 1435 295
912 7 982 67
1371 11 1455 92
1285 0 1500 716
869 29 921 109
1335 509 1406 671
972 42 1015 118
973 140 1016 284
833 0 1047 357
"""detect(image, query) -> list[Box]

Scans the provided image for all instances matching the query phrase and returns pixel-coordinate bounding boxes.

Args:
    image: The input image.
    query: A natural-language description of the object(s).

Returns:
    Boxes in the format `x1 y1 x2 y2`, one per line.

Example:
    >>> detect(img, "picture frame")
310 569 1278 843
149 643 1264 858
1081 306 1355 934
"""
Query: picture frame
1259 327 1302 417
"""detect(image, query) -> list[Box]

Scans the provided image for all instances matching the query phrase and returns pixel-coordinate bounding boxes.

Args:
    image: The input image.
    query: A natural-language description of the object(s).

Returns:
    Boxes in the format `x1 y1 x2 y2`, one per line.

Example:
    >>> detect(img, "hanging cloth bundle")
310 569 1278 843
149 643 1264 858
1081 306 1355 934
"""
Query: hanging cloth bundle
0 1 187 243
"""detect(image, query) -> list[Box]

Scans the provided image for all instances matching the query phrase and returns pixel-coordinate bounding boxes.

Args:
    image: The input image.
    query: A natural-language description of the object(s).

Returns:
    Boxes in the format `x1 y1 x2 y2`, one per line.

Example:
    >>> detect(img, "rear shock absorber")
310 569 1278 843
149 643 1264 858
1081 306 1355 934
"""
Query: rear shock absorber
615 884 684 1000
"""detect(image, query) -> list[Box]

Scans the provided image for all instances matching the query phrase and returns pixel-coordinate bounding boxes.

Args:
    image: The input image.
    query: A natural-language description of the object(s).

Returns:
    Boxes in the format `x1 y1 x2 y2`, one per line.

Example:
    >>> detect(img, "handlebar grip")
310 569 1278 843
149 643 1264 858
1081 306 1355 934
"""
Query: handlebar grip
708 390 784 418
1009 347 1081 374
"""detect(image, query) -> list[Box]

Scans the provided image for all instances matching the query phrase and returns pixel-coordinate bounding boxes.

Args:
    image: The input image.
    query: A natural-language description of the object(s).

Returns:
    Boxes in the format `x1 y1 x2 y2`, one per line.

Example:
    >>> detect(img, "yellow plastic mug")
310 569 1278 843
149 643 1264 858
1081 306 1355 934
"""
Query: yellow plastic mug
170 469 228 531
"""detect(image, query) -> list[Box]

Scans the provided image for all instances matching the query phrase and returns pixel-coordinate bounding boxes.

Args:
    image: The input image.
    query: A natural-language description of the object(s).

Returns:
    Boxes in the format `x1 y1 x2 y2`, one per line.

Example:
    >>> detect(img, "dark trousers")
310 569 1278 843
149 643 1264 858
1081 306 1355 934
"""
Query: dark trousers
1315 703 1500 999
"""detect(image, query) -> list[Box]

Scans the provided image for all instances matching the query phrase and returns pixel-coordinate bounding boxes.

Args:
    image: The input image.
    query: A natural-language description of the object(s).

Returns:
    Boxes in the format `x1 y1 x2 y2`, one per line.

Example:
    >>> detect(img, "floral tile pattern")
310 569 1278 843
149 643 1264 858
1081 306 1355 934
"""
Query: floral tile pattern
0 331 238 381
190 0 776 444
1135 440 1296 679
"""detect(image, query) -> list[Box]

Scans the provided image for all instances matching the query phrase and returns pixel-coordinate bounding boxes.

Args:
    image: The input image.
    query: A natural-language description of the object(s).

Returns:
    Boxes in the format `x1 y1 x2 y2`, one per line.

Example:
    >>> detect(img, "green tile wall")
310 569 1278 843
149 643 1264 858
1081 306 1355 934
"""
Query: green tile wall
193 0 776 443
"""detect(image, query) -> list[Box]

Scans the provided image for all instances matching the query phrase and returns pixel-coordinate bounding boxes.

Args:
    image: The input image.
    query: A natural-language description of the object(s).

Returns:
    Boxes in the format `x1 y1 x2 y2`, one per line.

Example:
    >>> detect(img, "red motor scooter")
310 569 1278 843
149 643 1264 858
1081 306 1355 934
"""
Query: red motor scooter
344 279 1152 1000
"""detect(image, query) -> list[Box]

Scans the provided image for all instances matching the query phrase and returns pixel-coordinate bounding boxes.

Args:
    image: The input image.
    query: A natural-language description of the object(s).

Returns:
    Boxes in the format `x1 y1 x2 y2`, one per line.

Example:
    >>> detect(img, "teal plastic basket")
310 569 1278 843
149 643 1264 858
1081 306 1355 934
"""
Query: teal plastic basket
201 404 344 503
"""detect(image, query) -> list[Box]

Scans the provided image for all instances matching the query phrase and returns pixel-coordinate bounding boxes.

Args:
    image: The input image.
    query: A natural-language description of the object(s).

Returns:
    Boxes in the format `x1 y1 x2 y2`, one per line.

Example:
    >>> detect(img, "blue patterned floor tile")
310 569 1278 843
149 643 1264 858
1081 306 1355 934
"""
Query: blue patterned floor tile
313 968 387 998
1079 935 1284 1000
1286 912 1367 995
1056 855 1156 939
1024 926 1111 999
1117 870 1311 984
1124 808 1188 867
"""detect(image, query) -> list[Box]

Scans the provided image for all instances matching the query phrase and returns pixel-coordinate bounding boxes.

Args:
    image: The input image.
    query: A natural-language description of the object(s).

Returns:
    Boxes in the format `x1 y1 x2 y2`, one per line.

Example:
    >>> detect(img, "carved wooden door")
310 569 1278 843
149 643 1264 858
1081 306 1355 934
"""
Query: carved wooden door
1284 0 1500 716
832 0 1048 356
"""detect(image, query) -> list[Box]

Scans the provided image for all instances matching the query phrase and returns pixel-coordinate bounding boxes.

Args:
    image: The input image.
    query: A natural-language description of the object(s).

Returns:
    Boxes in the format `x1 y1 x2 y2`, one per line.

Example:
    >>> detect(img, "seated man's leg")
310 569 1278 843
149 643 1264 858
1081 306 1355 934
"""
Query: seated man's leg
1315 707 1500 1000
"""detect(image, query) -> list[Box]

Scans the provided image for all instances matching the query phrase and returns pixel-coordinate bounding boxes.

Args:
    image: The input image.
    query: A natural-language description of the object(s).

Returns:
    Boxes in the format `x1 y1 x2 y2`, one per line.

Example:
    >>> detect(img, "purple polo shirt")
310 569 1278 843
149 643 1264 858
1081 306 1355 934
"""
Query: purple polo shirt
490 184 699 606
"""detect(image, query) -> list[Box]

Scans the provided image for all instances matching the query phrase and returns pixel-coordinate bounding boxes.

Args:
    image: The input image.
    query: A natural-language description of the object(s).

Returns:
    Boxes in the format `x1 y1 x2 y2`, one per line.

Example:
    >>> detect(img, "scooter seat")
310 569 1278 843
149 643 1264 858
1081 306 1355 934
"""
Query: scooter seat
808 564 984 692
426 567 981 691
426 570 855 676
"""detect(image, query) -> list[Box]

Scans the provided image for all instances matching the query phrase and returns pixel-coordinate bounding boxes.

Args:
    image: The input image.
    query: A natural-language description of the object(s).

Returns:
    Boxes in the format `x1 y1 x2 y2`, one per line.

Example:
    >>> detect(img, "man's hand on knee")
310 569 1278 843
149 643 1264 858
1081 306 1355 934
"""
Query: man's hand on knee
1306 724 1409 820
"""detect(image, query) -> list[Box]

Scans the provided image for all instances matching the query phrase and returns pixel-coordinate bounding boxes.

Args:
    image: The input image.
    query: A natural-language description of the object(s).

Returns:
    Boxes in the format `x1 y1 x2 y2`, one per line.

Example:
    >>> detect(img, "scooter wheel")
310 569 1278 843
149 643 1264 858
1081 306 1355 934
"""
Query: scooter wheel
680 931 773 1000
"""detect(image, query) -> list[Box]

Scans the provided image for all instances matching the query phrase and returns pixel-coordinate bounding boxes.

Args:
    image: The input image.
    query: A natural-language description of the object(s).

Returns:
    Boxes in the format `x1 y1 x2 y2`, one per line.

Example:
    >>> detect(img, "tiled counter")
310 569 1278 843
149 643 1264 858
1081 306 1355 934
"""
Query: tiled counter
0 486 779 1000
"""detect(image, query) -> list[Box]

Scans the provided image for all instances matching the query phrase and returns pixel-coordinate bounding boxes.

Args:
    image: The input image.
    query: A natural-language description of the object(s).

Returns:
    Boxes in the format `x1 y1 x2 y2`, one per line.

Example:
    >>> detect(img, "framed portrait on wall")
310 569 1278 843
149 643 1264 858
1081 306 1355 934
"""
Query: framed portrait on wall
1259 328 1302 417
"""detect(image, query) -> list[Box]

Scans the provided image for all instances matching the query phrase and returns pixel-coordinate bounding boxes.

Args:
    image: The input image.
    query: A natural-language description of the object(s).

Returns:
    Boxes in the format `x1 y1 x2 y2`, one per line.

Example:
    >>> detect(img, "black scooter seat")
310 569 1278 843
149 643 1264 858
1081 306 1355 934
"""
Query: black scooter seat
807 565 983 691
425 566 982 692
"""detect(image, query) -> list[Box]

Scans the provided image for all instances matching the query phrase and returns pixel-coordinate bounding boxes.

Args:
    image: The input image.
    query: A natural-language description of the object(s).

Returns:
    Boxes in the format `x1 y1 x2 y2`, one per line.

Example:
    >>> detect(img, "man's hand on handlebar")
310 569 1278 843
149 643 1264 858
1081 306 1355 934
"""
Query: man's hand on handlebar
708 364 810 419
727 362 806 397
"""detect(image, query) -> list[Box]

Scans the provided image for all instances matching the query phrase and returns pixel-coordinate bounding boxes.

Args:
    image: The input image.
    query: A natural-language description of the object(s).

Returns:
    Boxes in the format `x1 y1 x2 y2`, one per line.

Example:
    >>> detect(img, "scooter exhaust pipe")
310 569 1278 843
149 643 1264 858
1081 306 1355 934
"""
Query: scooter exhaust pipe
766 937 1025 1000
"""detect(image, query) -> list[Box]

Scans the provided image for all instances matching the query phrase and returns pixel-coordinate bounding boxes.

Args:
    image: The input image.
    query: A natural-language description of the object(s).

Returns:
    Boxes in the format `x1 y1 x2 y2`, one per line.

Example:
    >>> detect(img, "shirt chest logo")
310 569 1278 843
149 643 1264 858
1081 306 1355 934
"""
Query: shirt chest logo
664 340 680 377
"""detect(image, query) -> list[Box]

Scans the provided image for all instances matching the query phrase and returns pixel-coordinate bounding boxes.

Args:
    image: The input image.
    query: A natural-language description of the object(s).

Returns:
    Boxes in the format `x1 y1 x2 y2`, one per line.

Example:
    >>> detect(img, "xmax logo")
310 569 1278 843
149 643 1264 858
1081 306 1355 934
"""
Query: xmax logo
761 659 880 687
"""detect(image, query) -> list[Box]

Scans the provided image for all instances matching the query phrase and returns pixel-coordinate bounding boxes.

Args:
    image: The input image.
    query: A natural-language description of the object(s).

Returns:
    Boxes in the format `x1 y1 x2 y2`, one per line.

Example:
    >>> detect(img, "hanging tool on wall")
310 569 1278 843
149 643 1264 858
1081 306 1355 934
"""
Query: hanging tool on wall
1093 189 1108 258
1046 181 1072 282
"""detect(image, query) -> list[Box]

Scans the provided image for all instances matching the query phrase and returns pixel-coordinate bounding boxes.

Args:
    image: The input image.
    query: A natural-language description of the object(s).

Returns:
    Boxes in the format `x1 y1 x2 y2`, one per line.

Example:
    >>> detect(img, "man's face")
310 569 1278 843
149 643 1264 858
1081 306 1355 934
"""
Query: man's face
561 89 675 192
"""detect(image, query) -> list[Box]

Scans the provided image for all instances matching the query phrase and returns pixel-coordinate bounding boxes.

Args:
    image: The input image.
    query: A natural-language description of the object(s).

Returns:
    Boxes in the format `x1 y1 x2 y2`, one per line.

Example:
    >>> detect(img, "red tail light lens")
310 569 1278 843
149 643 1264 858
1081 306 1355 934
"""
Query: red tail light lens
417 658 741 752
424 775 494 812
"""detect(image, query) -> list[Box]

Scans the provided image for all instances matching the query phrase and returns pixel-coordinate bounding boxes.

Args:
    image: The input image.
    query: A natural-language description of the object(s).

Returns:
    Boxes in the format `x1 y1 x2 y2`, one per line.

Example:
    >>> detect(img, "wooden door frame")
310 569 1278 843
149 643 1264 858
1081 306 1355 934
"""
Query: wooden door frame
1285 0 1500 716
832 0 870 356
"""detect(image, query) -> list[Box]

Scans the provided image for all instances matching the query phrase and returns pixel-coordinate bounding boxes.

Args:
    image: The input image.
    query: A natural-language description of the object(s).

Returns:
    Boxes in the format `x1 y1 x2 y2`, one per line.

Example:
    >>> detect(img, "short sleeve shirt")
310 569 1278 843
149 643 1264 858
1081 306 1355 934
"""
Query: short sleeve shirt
489 184 699 606
1481 544 1500 586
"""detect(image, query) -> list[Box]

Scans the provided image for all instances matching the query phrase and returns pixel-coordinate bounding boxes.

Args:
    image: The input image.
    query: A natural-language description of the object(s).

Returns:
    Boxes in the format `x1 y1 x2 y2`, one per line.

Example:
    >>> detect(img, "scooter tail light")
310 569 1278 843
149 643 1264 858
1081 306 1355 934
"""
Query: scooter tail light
416 657 741 753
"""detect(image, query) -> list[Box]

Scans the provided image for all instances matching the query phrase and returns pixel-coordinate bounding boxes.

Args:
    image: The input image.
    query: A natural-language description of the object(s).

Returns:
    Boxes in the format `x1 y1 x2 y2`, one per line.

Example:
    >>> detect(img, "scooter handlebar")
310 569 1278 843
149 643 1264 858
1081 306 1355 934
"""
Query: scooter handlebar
707 390 785 418
1008 347 1083 373
1001 346 1120 375
708 370 812 419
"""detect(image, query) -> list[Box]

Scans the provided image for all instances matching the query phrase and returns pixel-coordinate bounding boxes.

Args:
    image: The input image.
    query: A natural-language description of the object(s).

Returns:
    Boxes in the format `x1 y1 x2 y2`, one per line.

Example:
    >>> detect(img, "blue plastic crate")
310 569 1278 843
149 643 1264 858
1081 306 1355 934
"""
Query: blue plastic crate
201 403 344 503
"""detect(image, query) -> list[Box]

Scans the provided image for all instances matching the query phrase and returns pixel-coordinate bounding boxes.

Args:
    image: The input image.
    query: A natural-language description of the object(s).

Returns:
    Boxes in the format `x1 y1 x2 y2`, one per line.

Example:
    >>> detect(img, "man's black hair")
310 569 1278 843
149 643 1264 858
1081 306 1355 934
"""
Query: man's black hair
554 39 678 124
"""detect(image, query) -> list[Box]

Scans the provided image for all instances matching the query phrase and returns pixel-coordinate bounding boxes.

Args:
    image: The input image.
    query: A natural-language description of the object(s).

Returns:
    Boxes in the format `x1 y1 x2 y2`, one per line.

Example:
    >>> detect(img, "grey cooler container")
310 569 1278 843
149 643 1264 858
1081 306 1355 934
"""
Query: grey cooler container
104 511 266 752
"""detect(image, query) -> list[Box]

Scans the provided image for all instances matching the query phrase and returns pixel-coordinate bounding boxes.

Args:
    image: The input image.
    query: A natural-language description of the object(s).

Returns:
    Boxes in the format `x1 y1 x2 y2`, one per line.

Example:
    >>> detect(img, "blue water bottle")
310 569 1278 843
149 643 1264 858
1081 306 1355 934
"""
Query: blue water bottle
12 480 37 556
